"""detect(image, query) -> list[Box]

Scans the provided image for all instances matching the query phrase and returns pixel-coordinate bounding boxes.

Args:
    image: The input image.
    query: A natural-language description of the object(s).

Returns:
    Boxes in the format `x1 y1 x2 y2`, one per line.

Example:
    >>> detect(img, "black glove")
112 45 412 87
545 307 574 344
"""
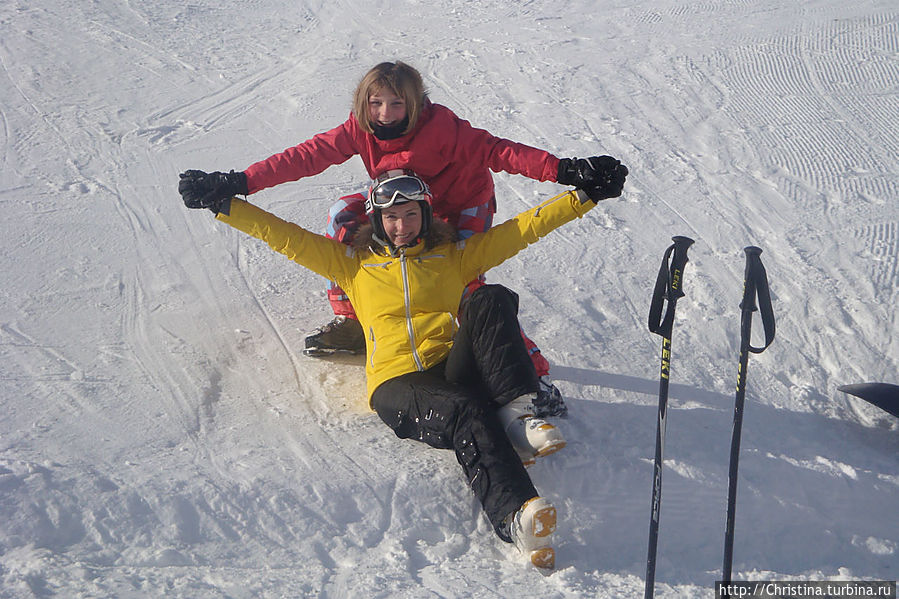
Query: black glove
557 156 620 186
559 156 628 203
178 169 248 214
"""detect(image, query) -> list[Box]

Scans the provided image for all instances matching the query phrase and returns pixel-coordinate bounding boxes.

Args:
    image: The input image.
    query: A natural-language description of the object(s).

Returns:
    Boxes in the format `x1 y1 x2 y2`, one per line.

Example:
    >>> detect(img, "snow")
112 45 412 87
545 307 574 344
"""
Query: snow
0 0 896 596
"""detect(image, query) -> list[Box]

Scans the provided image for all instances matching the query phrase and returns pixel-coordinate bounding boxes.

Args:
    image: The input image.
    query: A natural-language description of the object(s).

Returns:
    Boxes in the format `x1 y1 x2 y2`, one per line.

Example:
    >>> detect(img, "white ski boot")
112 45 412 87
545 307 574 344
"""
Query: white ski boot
508 496 557 570
498 394 566 465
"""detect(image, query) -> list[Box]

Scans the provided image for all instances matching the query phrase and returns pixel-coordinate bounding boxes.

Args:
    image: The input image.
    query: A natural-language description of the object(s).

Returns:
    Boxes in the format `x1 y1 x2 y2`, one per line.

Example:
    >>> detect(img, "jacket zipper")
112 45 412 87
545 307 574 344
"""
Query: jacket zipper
399 250 424 371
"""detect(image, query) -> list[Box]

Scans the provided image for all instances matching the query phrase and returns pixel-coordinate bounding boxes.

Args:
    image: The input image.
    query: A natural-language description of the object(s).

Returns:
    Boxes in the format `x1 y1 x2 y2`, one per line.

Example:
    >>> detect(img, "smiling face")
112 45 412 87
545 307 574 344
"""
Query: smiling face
379 201 423 247
352 62 426 135
367 87 408 128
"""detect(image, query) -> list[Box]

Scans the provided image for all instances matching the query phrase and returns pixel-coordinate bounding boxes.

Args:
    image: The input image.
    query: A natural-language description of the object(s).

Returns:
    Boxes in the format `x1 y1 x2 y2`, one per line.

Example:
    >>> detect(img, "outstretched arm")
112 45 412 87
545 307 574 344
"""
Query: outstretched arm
214 199 357 284
458 160 628 280
457 190 593 281
452 117 560 182
242 119 360 194
178 187 357 286
452 112 628 190
176 117 360 209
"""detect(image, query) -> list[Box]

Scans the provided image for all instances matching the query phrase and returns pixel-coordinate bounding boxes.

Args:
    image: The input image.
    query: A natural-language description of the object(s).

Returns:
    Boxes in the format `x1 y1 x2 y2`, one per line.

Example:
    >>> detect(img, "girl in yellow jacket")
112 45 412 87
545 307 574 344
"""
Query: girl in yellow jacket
179 163 628 569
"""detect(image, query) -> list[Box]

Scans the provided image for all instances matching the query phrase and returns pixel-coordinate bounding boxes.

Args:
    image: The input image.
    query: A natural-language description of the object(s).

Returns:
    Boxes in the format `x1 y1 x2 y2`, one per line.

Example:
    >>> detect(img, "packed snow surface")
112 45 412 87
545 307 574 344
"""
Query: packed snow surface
1 0 896 597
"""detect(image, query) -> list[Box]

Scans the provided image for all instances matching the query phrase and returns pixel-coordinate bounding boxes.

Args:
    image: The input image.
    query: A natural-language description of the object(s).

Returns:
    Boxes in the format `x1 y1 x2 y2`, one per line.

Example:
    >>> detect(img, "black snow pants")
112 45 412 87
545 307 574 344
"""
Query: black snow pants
371 285 541 541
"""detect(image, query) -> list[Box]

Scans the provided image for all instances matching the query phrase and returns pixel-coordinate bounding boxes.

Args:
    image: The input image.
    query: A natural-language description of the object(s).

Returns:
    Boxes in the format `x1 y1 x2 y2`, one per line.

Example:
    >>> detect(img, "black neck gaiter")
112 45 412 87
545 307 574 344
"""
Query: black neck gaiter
372 117 410 140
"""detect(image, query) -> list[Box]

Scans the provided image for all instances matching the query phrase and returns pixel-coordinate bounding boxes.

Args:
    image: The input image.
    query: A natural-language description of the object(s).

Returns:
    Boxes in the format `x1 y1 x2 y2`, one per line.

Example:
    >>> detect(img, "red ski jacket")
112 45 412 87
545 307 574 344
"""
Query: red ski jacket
243 103 561 217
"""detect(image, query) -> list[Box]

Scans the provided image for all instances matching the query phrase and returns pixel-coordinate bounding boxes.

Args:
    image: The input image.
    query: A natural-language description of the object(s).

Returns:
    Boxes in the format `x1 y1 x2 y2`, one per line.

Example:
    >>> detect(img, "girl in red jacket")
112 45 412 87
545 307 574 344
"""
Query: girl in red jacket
178 61 613 417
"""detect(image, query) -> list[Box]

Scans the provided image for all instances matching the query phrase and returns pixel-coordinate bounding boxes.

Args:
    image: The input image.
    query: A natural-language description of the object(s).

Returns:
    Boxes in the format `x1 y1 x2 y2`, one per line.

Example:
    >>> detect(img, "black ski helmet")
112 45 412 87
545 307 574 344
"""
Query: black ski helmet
365 169 434 246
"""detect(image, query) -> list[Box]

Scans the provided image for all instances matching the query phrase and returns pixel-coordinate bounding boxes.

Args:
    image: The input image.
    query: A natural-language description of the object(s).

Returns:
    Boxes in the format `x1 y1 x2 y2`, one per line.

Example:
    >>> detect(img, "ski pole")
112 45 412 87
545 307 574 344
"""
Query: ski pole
644 235 694 599
722 246 775 584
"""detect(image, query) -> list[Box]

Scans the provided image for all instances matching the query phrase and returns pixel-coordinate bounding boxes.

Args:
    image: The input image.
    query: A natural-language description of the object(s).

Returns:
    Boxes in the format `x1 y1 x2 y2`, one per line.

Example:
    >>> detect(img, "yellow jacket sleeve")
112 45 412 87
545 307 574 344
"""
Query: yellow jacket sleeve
458 190 596 282
215 199 357 286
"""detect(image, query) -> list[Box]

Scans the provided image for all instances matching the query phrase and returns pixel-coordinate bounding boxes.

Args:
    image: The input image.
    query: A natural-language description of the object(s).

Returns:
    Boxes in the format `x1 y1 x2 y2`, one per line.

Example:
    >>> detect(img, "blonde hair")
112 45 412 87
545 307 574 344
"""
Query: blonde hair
352 61 428 135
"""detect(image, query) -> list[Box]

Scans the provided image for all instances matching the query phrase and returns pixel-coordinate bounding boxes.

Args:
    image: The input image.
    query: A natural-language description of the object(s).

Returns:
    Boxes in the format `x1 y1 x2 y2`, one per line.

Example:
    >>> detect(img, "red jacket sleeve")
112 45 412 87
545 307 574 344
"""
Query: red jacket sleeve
242 116 361 194
451 116 560 182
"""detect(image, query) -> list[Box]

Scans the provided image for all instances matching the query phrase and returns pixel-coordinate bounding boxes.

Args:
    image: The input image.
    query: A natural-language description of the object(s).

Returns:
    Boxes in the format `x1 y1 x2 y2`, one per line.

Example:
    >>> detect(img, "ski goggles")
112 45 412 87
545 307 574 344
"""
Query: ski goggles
366 171 432 211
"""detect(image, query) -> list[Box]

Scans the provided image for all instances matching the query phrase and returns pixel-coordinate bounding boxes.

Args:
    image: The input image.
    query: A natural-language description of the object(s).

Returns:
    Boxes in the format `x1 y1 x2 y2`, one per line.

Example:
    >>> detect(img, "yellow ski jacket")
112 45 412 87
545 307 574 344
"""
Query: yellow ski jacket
217 190 596 402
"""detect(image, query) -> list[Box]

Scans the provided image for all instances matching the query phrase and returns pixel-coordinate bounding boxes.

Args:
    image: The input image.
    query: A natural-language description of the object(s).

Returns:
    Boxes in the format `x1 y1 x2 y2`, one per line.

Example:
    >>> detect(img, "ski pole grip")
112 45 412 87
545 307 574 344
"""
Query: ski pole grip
670 236 695 300
648 236 695 338
740 247 762 313
740 246 775 353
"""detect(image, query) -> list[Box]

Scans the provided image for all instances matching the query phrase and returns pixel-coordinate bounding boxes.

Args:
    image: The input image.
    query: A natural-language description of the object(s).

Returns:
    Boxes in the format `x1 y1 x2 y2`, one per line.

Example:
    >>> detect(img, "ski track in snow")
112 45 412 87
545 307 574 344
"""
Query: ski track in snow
0 0 897 597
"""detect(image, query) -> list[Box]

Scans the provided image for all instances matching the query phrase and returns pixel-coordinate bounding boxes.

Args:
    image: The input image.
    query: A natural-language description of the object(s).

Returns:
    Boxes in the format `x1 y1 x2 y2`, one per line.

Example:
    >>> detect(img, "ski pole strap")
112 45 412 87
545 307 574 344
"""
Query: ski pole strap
741 246 775 353
648 236 695 338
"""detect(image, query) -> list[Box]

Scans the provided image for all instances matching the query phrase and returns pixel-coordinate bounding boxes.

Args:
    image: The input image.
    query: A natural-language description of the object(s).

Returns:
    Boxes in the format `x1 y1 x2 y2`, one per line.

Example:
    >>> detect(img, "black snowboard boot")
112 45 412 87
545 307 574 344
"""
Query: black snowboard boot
303 315 365 356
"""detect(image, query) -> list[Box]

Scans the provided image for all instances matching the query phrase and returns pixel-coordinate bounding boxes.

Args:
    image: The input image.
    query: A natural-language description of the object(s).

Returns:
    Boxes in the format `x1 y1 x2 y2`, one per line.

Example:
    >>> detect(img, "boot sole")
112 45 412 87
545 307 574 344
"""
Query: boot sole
530 547 556 570
515 498 557 570
535 439 567 458
302 347 365 357
530 504 557 538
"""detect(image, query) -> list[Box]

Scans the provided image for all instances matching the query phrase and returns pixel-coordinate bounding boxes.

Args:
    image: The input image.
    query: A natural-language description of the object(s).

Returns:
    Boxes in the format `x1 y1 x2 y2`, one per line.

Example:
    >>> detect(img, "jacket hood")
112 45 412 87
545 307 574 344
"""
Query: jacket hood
352 217 457 256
